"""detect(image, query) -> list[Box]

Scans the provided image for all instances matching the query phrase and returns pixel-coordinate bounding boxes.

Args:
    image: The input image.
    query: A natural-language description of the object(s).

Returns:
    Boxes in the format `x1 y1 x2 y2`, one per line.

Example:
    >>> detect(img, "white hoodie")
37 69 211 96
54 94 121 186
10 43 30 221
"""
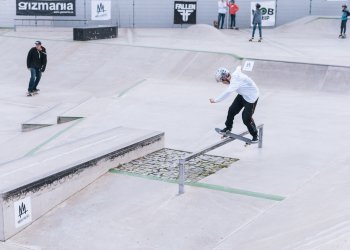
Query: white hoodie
214 66 259 103
218 1 227 14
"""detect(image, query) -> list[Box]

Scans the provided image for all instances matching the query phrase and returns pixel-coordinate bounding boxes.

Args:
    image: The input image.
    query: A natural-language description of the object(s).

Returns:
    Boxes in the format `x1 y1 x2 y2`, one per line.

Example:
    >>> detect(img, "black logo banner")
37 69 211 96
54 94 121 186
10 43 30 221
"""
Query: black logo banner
174 1 196 24
16 0 76 16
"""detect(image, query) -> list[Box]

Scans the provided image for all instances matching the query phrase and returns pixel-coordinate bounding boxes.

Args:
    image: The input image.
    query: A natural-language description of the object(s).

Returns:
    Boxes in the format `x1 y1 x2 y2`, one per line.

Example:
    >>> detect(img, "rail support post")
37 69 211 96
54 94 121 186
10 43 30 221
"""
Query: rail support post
258 125 264 148
178 159 185 195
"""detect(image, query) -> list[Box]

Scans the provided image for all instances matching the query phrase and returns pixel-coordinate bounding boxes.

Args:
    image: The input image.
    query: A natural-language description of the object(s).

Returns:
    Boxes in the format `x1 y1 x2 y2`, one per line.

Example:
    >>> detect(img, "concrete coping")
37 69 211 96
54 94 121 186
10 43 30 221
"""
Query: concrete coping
0 126 164 200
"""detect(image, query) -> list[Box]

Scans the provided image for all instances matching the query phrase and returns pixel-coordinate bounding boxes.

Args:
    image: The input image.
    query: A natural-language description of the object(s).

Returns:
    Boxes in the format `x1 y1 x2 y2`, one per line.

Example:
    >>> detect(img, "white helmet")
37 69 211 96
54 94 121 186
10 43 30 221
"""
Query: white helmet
215 67 230 82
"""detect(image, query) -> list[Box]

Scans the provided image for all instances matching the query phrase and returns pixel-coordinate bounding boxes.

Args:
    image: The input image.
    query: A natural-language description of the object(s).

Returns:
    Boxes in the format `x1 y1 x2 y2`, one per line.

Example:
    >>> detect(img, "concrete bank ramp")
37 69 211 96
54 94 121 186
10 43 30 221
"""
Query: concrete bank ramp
276 16 341 35
0 127 164 241
243 59 350 93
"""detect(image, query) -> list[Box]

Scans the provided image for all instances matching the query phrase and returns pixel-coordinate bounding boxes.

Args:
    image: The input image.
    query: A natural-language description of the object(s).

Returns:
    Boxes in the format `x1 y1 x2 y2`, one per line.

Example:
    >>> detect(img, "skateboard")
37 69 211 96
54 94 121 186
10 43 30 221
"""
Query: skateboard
249 38 262 42
215 128 252 147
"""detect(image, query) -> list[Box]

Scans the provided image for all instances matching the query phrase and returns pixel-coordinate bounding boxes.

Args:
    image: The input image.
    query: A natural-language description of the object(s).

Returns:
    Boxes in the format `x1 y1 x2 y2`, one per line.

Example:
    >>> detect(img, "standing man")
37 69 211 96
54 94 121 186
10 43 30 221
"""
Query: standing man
27 41 47 96
217 0 227 29
339 4 350 38
228 0 239 29
249 3 262 42
210 66 260 143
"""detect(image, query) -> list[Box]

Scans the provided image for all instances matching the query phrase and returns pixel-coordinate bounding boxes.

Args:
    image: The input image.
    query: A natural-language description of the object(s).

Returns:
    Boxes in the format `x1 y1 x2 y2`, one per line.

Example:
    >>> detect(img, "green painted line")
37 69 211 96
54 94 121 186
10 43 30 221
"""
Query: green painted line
186 182 285 201
118 79 147 97
109 169 285 202
109 169 178 184
24 118 84 157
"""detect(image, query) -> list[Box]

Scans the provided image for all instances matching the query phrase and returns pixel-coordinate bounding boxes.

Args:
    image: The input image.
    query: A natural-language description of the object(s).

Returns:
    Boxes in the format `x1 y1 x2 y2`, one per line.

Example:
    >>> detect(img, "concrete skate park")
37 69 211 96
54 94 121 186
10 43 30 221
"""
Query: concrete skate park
1 16 350 249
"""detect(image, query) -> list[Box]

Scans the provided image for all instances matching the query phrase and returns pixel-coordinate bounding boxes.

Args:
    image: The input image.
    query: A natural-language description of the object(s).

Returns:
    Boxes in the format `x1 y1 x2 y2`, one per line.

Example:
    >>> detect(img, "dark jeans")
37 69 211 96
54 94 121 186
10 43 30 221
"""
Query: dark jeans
225 95 258 136
341 20 347 35
28 68 42 92
218 13 225 29
252 23 262 38
230 14 236 28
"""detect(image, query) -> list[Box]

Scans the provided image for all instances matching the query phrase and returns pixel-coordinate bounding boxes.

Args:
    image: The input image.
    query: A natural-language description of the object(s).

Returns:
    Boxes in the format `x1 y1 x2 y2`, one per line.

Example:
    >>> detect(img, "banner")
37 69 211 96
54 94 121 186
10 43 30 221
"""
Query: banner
251 1 276 27
16 0 76 16
174 1 196 24
91 1 111 20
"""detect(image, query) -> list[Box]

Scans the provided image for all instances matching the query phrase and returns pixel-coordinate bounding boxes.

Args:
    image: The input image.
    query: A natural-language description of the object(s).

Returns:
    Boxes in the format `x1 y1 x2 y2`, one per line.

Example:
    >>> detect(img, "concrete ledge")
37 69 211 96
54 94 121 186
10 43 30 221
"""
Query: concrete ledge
21 103 74 132
0 127 164 241
57 116 84 124
21 124 52 132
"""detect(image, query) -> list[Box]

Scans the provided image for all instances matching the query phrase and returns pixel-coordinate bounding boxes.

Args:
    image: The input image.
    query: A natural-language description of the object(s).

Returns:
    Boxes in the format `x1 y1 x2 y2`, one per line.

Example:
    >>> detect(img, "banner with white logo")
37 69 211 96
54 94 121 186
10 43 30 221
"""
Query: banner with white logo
243 61 255 71
250 1 276 27
14 197 32 228
91 1 111 20
174 1 196 24
16 0 75 16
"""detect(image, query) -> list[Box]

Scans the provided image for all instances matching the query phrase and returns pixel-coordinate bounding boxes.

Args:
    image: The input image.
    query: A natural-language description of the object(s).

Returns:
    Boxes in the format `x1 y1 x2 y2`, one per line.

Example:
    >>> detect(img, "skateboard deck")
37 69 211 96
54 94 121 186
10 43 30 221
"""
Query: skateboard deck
215 128 252 146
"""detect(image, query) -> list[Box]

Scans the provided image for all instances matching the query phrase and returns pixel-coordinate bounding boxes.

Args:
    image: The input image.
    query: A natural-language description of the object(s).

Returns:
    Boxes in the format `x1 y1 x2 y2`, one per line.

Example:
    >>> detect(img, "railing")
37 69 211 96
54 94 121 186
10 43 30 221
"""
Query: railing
14 18 89 31
178 124 264 194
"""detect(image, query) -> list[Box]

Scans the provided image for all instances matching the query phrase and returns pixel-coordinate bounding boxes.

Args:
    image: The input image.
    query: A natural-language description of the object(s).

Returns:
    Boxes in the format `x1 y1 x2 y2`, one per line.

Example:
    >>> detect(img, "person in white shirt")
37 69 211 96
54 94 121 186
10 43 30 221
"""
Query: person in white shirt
209 66 260 142
218 0 228 29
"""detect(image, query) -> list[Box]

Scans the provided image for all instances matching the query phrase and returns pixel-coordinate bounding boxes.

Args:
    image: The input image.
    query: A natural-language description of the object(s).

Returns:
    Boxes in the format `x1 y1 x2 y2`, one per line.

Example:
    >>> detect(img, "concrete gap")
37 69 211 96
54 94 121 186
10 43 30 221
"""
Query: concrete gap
114 148 238 182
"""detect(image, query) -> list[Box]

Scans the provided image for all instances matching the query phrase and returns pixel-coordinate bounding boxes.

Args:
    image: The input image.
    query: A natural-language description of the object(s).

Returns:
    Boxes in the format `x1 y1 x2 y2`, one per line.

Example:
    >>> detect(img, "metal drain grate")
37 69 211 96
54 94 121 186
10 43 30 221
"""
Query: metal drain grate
115 148 238 182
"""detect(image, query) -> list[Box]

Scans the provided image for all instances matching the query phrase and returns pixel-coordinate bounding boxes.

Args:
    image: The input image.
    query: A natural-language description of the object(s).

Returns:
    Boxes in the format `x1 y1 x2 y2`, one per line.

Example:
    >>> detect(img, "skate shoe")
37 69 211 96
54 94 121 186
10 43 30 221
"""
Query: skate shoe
220 127 231 134
251 134 259 143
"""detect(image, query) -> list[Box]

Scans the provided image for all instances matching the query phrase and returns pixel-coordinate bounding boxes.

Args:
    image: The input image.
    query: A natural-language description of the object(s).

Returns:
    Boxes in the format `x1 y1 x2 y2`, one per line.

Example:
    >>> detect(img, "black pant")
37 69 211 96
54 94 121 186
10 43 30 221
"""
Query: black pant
225 95 258 136
230 14 236 28
341 20 347 35
28 68 42 92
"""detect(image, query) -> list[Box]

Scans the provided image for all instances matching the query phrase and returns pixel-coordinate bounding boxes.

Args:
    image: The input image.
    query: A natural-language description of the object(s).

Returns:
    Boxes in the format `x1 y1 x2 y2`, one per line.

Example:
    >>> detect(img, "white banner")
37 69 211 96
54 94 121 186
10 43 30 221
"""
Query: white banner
251 1 276 27
14 197 32 228
91 1 111 20
243 61 255 71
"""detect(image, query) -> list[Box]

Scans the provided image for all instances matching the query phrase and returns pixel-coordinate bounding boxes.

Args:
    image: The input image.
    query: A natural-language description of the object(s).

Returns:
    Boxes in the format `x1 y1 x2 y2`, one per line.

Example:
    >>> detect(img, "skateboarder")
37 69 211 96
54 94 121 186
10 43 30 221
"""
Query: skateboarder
26 41 47 96
339 4 350 38
249 3 262 42
209 66 260 143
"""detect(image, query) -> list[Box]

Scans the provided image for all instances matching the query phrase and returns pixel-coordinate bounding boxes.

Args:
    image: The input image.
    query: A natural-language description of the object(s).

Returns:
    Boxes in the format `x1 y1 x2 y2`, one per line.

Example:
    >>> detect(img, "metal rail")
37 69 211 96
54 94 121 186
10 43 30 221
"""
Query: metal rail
13 18 89 31
178 124 264 194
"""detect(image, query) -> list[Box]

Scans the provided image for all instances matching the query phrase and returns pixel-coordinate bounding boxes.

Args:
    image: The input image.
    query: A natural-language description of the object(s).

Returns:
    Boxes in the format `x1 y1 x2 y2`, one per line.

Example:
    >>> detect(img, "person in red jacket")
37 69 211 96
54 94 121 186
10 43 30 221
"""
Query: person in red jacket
228 0 239 29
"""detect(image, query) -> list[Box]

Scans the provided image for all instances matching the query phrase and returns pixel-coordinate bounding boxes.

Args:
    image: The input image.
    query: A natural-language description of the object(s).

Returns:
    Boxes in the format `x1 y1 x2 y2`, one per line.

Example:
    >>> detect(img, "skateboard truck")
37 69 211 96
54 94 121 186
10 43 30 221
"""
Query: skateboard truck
215 128 254 147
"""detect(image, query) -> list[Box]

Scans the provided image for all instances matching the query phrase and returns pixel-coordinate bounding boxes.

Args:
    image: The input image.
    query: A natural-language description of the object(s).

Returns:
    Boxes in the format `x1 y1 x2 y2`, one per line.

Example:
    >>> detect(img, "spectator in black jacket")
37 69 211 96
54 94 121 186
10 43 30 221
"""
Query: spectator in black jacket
27 41 47 96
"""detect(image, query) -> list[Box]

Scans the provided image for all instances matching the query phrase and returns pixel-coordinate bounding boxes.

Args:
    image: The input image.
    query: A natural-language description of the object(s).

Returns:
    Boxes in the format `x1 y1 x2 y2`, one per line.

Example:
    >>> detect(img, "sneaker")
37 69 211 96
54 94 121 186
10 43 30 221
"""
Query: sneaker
251 134 259 143
33 89 40 93
26 92 33 97
220 127 231 134
339 34 343 38
249 38 254 42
